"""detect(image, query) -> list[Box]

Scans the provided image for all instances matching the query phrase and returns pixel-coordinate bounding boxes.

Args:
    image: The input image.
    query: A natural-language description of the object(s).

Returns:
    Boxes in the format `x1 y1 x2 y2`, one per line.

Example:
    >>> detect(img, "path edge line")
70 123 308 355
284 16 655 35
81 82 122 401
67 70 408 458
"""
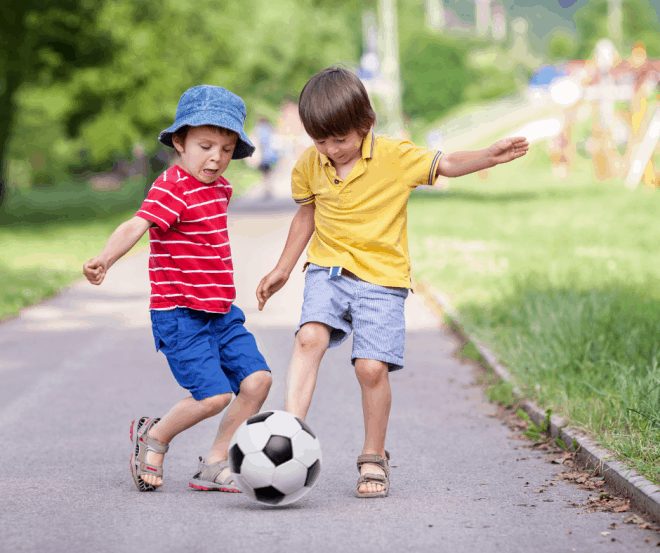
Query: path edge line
416 281 660 524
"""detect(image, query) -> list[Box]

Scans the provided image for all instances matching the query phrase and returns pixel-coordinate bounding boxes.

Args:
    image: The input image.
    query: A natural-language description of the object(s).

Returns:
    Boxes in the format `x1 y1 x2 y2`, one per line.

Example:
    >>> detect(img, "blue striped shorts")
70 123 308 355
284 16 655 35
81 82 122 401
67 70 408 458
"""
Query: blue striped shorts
298 264 409 371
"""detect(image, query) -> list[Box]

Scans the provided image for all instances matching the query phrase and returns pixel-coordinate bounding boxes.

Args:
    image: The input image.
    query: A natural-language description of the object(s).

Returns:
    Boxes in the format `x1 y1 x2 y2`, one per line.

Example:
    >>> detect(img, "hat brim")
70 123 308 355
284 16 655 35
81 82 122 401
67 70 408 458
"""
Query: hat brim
158 114 255 160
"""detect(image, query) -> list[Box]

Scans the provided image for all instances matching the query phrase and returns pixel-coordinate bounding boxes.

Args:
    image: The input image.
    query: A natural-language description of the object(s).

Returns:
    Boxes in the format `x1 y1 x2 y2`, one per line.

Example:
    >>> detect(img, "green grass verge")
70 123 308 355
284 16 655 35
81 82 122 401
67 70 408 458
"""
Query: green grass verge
0 162 260 320
0 178 148 319
409 147 660 483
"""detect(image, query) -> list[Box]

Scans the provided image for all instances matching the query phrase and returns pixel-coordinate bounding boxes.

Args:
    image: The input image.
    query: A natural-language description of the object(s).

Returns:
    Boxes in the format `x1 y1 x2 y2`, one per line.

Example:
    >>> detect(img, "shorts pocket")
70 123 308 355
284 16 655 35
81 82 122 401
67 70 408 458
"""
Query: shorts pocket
151 310 179 352
227 304 246 324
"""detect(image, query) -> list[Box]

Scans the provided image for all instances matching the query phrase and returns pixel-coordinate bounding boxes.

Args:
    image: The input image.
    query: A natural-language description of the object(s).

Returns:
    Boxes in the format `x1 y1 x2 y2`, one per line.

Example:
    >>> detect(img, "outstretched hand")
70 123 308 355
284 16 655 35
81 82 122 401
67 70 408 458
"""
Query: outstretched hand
256 268 289 311
488 136 529 165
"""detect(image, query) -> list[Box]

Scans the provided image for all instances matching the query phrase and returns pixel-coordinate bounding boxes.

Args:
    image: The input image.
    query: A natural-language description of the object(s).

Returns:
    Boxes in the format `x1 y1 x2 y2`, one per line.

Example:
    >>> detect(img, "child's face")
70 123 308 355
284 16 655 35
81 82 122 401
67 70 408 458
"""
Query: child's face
312 129 363 165
173 126 238 183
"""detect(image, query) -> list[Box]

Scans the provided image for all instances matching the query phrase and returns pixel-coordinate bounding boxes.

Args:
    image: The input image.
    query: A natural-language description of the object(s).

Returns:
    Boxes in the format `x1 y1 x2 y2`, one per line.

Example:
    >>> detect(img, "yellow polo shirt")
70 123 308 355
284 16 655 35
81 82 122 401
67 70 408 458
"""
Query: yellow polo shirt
292 130 442 288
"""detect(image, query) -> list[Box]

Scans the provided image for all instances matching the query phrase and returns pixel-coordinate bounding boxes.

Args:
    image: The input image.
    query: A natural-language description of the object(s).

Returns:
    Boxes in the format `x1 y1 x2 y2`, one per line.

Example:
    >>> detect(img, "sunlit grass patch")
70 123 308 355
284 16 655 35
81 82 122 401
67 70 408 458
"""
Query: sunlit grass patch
409 148 660 483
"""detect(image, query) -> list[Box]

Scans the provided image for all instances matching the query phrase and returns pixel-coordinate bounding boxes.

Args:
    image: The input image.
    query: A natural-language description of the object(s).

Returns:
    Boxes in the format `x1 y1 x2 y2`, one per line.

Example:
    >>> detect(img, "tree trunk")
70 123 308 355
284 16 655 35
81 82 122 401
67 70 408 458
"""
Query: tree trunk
0 4 29 206
0 77 21 206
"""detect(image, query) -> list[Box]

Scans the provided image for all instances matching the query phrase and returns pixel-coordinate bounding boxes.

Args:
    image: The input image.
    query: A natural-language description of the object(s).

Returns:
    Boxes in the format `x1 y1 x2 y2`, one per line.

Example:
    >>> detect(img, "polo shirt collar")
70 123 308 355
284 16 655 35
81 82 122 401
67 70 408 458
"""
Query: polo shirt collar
362 129 375 160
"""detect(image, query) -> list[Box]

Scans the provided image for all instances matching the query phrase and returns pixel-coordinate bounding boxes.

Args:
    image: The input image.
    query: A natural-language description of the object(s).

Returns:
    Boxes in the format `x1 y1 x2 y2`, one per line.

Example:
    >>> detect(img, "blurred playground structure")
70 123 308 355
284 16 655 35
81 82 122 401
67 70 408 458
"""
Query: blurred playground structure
423 38 659 190
529 39 659 187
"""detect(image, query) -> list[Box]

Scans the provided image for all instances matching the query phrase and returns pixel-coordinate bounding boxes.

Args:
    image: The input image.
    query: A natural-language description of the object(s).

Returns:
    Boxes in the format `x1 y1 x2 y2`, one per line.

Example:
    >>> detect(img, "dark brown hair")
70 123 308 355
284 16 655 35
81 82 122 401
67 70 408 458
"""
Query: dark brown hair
298 67 376 139
172 125 237 146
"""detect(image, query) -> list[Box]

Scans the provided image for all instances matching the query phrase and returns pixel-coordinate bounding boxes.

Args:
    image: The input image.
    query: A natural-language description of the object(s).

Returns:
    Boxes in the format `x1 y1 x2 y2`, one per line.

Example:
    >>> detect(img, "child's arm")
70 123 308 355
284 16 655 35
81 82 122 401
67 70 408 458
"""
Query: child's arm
83 216 151 285
256 203 315 310
436 136 529 178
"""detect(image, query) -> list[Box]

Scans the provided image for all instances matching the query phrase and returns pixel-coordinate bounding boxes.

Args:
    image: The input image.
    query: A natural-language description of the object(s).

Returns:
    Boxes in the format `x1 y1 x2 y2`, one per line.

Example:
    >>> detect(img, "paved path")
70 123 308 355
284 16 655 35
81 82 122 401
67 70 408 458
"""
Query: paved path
0 199 657 553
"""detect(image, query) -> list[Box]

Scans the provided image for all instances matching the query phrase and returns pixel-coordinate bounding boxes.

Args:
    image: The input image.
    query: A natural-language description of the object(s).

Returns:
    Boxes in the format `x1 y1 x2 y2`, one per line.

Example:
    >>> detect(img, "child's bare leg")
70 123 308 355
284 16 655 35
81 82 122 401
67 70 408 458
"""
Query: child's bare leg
205 371 273 471
143 393 232 487
354 358 391 495
285 322 330 419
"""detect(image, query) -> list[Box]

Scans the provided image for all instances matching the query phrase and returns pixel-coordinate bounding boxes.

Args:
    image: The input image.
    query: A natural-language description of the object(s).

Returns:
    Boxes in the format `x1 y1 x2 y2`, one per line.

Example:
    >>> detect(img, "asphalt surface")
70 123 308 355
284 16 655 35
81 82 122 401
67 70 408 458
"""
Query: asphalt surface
0 200 657 553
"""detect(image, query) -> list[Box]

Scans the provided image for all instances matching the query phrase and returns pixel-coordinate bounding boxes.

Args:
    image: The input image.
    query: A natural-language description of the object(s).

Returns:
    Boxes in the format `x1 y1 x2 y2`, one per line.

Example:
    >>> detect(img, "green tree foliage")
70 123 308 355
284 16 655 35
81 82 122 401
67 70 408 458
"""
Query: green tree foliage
548 29 578 62
399 31 518 123
400 32 473 121
396 0 518 124
574 0 660 58
0 0 112 198
7 0 362 184
621 0 660 56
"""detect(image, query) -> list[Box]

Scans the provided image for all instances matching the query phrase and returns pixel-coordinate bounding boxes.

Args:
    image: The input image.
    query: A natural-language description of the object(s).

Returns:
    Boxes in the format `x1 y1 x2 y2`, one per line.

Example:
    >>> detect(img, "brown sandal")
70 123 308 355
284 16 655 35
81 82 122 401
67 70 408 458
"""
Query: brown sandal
356 450 390 498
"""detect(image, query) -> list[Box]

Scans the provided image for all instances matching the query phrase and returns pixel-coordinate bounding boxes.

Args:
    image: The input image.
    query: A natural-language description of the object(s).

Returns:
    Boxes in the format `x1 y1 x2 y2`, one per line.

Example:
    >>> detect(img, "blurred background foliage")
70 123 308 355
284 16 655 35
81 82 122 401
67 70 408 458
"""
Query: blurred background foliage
572 0 660 58
400 31 520 123
3 0 364 188
1 0 659 191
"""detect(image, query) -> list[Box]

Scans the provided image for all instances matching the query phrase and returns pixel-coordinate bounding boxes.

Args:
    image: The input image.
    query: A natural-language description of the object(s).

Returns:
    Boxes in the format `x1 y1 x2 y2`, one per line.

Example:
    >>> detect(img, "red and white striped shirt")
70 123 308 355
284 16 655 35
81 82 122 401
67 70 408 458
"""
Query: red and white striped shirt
136 165 235 313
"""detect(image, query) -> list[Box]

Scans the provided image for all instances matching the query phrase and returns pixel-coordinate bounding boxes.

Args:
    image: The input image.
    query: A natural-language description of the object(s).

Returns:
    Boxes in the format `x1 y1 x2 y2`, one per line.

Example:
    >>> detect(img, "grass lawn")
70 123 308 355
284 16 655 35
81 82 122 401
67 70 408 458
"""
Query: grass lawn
0 179 148 319
408 147 660 483
0 162 259 321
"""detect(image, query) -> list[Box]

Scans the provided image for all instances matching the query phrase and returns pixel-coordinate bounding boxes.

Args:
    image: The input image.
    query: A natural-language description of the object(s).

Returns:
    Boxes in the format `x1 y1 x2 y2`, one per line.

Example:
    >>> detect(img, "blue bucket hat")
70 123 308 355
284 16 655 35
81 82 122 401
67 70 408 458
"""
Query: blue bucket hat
158 85 255 159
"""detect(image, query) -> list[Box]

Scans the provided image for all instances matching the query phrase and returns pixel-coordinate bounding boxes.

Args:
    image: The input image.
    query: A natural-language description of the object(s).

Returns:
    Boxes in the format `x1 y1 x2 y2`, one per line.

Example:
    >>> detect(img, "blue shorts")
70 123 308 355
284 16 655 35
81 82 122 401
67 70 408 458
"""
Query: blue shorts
298 264 409 371
151 306 270 400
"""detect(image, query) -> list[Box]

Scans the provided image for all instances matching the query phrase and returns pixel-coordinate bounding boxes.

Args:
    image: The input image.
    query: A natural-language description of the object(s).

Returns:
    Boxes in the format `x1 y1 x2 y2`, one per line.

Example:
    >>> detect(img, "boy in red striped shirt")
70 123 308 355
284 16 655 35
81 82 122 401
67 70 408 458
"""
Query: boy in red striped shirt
83 85 272 492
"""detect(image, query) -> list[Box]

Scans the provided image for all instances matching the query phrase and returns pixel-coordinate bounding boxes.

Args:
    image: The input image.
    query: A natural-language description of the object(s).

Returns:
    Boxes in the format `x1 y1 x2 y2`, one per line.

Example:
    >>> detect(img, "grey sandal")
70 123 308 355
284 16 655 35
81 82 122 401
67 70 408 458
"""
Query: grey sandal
129 417 169 492
356 450 390 498
189 457 241 492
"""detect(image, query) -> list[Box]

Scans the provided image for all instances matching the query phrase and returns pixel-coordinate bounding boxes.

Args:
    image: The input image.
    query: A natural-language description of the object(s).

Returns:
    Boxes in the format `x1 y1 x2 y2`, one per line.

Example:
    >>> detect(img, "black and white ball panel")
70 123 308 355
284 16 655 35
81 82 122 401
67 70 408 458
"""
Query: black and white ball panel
237 451 277 489
231 420 270 454
272 459 309 494
263 435 293 466
262 410 303 438
291 430 320 468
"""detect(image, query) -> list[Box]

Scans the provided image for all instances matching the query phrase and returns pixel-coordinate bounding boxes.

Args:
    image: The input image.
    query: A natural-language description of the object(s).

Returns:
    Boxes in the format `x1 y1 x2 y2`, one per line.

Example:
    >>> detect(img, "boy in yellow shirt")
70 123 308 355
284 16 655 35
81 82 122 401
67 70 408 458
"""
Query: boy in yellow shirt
257 67 528 498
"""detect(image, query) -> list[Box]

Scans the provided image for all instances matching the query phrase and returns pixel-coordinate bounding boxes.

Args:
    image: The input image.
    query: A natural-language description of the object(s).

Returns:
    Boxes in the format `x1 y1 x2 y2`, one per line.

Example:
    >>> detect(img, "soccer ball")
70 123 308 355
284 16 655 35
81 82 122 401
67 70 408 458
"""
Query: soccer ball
228 410 322 506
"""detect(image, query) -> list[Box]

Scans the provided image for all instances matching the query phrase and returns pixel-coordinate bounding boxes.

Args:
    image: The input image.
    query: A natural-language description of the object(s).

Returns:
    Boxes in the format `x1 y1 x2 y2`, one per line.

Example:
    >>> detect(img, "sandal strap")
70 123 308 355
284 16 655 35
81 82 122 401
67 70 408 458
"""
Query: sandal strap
139 462 164 478
194 458 234 485
357 453 385 465
357 473 387 485
137 418 170 454
141 435 169 454
356 454 389 473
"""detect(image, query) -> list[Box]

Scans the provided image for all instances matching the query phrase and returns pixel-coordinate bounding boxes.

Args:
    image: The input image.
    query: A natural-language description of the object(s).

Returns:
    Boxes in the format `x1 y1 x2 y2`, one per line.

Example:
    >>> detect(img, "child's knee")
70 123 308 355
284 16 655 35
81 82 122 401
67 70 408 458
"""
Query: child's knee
199 392 232 416
354 359 388 387
295 323 329 353
240 370 272 401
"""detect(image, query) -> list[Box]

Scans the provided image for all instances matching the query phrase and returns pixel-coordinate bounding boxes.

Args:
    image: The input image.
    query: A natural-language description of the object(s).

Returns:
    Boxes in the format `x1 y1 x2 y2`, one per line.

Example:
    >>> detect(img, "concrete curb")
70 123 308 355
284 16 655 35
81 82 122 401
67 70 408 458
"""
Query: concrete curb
417 282 660 524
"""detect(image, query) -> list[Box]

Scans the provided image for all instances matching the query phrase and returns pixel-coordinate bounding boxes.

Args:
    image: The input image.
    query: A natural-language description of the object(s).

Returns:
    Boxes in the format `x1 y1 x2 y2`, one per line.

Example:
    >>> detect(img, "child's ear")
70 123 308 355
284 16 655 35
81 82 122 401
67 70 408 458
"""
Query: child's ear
172 134 185 154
